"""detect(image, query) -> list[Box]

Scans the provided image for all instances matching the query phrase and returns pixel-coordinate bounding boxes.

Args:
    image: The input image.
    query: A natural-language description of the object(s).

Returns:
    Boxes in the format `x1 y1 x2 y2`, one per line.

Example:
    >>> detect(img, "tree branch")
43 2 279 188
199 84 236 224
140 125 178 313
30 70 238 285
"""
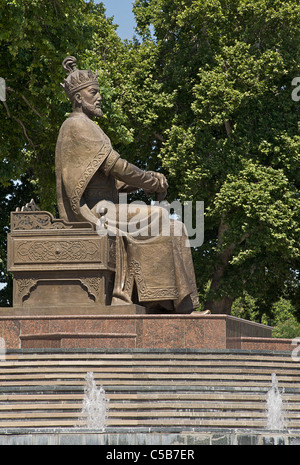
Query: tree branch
2 100 11 117
6 86 42 118
224 120 232 137
153 131 165 142
2 93 38 157
12 115 38 156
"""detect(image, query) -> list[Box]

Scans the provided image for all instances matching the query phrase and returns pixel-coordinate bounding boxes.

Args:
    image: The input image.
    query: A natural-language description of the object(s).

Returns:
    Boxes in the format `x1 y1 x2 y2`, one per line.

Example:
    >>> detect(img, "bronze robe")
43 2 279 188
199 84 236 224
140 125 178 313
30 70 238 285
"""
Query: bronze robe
55 112 199 313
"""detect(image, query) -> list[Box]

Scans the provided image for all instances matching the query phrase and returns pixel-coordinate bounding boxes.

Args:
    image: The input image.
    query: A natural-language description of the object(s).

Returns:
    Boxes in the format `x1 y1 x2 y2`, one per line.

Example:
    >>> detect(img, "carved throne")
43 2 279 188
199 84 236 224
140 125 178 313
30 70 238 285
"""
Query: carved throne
7 208 117 312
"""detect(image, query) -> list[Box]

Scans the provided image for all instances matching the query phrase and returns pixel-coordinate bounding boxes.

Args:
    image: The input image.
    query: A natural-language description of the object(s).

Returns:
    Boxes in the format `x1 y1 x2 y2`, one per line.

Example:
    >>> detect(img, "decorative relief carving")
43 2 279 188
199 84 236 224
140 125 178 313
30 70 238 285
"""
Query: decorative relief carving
11 211 93 231
125 259 145 296
16 240 100 263
80 276 103 300
17 278 37 296
125 259 179 301
15 275 105 304
16 278 38 302
108 238 116 265
70 141 111 215
142 287 179 299
12 213 68 231
15 198 40 212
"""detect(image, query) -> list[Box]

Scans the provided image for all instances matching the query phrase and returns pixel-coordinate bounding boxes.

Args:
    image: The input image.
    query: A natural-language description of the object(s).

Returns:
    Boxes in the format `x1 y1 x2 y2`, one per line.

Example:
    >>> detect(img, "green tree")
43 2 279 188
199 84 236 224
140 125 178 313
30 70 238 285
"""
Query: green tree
231 291 262 323
269 298 300 338
0 0 123 210
1 0 300 320
0 174 38 306
131 0 300 315
231 294 300 338
0 0 125 305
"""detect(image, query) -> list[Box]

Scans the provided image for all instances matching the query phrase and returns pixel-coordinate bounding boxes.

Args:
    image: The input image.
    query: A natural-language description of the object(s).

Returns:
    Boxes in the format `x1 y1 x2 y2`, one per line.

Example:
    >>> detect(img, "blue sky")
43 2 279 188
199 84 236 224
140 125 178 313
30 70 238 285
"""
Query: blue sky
99 0 136 40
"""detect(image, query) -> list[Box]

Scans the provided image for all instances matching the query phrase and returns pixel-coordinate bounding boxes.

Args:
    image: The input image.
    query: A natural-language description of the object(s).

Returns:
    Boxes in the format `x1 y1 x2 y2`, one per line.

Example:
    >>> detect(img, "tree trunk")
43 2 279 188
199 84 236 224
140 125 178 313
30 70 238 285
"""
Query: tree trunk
204 215 235 314
205 295 234 314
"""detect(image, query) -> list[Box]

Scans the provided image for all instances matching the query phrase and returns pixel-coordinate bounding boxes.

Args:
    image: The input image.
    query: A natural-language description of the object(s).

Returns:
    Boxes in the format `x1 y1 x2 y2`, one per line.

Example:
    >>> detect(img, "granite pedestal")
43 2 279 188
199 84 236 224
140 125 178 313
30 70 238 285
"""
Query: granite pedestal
3 210 289 352
0 309 275 350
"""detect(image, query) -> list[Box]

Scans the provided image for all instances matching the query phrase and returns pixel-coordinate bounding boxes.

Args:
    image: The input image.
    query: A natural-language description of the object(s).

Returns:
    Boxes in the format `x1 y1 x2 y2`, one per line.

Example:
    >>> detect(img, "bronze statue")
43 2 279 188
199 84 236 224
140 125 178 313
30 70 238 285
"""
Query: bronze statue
55 56 199 313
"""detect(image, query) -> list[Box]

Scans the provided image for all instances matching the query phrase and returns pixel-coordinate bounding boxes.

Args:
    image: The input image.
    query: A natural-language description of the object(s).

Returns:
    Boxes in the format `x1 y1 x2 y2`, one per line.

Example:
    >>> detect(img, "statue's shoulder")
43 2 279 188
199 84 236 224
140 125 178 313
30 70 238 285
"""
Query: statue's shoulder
62 112 93 128
57 112 110 151
60 112 104 137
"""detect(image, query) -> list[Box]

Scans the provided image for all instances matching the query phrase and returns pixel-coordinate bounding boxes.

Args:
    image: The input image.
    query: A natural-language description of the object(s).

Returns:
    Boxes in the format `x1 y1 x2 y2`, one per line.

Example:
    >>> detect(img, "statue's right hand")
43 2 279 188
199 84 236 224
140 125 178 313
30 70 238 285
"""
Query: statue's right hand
147 171 169 193
156 173 169 192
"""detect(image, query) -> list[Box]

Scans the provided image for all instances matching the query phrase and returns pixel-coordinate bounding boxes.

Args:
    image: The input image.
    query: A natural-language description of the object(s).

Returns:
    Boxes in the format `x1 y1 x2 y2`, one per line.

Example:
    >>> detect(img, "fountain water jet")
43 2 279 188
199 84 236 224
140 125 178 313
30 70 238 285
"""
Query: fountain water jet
266 373 286 430
77 372 109 430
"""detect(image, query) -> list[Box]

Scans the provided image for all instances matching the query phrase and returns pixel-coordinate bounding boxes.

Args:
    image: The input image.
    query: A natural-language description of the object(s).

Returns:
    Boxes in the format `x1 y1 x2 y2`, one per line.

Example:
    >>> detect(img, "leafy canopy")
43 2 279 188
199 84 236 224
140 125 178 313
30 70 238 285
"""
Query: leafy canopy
130 0 300 315
0 0 299 318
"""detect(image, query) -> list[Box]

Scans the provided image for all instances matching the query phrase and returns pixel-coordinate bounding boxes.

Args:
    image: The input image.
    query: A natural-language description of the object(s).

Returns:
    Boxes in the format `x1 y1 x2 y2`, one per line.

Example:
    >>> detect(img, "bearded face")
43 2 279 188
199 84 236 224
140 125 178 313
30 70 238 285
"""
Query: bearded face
75 85 102 118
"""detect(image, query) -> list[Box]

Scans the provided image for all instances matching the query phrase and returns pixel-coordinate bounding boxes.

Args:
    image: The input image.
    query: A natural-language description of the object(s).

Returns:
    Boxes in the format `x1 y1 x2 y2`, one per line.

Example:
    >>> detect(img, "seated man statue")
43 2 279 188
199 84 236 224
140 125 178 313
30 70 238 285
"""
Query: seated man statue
55 56 199 313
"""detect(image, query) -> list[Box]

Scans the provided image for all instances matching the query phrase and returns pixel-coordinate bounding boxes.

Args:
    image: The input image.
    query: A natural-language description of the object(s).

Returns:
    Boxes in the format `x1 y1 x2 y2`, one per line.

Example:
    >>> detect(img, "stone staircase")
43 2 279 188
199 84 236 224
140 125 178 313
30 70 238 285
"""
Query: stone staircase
0 349 299 430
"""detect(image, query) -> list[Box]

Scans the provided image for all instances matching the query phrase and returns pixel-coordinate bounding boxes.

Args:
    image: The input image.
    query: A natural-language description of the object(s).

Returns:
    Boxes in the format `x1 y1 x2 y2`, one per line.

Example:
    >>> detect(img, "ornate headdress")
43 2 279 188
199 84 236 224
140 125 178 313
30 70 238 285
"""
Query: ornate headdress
61 56 99 99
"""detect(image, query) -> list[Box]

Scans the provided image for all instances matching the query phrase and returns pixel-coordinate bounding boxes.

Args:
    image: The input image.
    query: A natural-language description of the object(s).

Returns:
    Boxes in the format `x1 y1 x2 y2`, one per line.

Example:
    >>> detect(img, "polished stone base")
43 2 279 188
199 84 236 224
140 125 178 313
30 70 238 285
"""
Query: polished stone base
0 309 282 350
0 304 147 316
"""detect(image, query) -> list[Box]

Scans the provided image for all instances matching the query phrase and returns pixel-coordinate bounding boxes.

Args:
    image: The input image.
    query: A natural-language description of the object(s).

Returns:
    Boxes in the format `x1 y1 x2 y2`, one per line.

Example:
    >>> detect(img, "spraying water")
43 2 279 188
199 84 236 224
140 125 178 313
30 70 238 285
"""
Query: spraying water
266 373 286 430
77 372 109 430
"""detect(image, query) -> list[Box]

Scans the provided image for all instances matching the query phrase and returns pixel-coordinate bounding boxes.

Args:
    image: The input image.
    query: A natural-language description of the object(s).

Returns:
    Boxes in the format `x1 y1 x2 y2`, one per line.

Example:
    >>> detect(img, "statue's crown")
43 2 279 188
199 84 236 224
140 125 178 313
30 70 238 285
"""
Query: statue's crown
61 56 98 98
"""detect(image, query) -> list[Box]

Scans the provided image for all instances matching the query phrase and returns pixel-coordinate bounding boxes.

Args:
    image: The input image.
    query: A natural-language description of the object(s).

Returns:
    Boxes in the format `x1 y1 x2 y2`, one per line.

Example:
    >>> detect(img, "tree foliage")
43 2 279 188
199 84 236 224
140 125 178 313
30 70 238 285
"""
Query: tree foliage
0 0 123 210
0 174 38 306
0 0 299 320
130 0 300 315
0 0 124 304
232 294 300 338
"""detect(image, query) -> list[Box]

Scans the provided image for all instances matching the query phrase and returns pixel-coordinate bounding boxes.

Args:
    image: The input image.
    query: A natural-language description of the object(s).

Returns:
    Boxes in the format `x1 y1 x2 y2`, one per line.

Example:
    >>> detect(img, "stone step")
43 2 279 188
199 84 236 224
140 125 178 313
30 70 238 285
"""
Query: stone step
0 394 299 409
0 402 271 411
0 373 298 386
0 400 299 412
1 384 298 396
2 391 298 402
0 370 299 380
2 417 300 429
0 349 298 431
0 393 299 405
0 418 269 429
3 350 297 362
1 363 299 373
1 381 299 390
0 408 289 420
